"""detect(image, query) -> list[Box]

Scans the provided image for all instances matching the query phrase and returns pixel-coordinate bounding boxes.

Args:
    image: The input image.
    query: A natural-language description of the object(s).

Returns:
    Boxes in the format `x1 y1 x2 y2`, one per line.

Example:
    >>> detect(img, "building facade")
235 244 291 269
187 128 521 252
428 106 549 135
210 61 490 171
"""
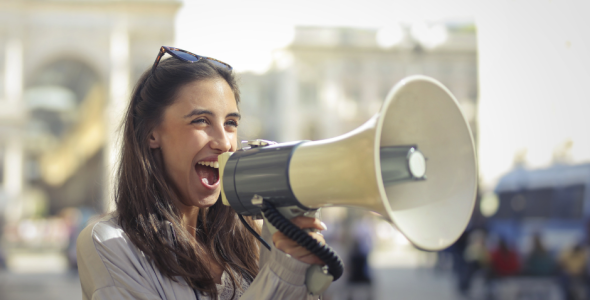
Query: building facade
0 0 180 221
239 25 478 146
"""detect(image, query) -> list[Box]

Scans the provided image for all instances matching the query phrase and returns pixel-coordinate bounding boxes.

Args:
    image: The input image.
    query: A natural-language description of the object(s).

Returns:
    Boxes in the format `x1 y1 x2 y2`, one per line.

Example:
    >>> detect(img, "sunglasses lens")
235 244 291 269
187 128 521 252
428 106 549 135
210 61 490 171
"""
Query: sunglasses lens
207 59 232 71
170 49 200 62
163 47 232 71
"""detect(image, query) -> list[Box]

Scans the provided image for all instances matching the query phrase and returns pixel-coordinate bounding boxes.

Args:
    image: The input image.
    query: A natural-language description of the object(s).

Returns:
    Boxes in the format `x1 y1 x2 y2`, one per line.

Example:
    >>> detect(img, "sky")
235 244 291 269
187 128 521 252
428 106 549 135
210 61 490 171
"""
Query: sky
176 0 590 190
476 0 590 189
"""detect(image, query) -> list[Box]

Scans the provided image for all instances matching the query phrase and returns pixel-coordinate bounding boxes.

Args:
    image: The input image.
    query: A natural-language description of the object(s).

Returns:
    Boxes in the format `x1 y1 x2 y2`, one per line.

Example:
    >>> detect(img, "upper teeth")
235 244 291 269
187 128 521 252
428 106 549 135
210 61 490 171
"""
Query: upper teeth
197 161 219 168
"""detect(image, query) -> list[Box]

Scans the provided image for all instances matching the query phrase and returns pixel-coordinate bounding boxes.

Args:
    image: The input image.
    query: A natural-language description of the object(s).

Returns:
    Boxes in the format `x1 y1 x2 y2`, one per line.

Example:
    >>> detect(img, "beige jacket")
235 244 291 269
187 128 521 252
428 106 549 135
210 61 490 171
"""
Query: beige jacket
77 214 317 300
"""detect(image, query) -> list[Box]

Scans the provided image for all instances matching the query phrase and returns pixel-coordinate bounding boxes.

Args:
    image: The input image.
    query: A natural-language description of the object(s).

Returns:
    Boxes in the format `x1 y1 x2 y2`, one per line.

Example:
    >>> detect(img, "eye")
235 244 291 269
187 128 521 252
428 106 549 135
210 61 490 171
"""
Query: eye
225 119 239 127
191 118 209 125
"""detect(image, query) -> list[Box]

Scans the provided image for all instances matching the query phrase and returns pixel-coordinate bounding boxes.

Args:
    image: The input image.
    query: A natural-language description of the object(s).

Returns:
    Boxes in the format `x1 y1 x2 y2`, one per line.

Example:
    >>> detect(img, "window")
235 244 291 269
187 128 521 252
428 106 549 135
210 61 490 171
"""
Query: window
493 185 585 220
552 185 585 219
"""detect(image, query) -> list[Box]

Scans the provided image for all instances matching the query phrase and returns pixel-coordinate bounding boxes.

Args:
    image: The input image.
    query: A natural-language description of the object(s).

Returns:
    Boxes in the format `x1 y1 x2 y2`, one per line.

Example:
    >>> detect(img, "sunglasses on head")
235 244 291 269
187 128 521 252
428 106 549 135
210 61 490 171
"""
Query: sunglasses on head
151 46 233 74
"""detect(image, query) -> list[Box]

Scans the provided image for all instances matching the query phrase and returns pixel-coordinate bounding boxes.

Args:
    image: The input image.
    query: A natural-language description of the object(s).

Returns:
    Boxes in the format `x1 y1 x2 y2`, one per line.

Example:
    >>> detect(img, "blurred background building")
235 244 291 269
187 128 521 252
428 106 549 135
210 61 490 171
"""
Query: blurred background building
0 0 179 218
0 0 180 295
238 25 478 145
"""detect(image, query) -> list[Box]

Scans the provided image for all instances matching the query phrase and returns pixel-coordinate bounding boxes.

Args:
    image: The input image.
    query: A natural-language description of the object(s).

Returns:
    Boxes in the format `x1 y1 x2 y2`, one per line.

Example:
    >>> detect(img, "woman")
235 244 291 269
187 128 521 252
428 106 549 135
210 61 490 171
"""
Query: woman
77 46 327 300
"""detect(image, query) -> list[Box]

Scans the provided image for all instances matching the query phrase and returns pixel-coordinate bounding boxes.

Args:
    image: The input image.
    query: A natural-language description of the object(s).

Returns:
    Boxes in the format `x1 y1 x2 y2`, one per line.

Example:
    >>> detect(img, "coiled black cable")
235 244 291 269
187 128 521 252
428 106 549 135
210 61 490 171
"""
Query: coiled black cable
261 200 344 281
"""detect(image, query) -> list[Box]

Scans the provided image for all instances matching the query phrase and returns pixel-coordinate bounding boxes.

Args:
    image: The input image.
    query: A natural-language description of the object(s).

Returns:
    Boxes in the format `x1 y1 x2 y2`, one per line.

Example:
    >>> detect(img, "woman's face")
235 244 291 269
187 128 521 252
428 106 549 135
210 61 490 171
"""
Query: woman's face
150 78 239 209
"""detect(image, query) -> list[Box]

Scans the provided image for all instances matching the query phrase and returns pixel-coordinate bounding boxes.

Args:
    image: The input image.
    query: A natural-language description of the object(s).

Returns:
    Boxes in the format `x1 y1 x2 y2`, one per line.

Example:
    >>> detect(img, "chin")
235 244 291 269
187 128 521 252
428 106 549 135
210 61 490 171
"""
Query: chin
193 190 221 208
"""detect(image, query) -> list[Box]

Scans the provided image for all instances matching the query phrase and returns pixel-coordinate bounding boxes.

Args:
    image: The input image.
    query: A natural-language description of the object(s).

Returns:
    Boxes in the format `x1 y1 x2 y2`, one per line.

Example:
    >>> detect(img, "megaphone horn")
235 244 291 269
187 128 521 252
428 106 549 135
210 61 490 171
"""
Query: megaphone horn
219 75 478 251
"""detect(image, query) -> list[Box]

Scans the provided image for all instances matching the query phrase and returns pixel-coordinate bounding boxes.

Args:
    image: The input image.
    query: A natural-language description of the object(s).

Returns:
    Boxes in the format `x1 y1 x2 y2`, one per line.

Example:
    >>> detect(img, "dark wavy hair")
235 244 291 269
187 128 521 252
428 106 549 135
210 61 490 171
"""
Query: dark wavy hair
115 58 260 298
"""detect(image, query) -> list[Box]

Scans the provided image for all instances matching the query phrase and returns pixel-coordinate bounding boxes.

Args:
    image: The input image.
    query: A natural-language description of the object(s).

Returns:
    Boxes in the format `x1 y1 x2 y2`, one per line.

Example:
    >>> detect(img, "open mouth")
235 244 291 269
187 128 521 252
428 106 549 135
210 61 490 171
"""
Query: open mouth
195 161 220 187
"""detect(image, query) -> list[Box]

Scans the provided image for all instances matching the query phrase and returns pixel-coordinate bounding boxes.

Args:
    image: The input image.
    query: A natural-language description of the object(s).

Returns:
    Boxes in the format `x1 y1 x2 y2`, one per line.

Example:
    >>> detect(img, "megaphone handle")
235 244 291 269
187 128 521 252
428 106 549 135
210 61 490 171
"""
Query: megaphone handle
260 201 344 287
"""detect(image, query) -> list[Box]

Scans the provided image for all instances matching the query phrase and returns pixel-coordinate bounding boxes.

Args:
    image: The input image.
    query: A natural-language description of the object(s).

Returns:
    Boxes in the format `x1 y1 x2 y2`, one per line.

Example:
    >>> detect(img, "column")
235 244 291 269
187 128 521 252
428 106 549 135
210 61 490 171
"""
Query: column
2 38 24 222
103 16 130 212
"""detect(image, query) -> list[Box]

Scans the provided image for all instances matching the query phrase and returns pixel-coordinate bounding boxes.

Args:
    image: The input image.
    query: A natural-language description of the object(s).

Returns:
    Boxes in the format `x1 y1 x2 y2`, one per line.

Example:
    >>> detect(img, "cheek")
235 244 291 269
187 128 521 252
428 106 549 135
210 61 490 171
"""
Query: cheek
189 131 210 152
230 133 238 151
161 131 203 173
161 147 185 179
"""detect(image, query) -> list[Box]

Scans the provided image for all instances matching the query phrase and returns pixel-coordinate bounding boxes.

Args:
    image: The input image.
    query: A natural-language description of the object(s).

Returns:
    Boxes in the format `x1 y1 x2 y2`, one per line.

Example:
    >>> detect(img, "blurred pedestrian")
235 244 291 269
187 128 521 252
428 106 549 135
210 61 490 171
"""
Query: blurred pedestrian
346 216 374 300
76 47 329 300
523 234 555 277
448 229 469 277
0 214 5 269
484 237 520 299
60 207 82 271
347 240 372 300
459 229 489 294
489 237 520 277
557 242 588 300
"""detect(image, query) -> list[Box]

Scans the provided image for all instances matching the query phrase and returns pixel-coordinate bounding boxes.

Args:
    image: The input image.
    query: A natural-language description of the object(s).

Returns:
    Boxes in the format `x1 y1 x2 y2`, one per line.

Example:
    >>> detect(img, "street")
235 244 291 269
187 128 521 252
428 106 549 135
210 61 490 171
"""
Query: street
0 271 82 300
1 248 562 300
0 268 457 300
0 248 458 300
0 247 462 300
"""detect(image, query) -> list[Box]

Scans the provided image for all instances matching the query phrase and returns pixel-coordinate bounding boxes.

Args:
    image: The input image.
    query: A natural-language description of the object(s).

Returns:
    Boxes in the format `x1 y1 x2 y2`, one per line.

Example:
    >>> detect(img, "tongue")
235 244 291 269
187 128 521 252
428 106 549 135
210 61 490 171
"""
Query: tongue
195 164 219 185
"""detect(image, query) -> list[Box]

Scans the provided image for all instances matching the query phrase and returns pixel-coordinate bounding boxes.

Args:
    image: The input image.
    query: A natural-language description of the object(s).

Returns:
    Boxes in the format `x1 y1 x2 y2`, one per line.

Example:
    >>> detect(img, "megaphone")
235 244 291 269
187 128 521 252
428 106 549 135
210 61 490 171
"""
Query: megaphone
218 75 477 293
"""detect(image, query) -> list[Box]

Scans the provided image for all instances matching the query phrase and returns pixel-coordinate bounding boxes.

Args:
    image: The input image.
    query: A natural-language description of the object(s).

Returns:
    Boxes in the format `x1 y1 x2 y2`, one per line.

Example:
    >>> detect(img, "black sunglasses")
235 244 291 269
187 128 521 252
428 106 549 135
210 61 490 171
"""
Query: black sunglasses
151 46 233 74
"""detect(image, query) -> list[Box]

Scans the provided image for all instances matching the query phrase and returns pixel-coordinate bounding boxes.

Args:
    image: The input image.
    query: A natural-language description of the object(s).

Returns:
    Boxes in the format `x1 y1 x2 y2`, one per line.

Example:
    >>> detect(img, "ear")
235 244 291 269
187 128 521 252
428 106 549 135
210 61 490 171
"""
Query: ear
149 130 161 149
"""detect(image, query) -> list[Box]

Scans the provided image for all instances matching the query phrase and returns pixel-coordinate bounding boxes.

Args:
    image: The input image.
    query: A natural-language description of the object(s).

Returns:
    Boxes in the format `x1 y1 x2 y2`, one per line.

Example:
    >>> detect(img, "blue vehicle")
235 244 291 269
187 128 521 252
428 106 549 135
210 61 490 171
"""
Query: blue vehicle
487 163 590 254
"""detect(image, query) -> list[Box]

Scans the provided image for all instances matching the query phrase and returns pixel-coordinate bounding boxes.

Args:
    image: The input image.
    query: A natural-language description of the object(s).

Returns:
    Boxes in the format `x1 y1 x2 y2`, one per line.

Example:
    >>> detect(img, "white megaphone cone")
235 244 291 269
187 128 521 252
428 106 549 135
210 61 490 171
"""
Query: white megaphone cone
287 75 478 250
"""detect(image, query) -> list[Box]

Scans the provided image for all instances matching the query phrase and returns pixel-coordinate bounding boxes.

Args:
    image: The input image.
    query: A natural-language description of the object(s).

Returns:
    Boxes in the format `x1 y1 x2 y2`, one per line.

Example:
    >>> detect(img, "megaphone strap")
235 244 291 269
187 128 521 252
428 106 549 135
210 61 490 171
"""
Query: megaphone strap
261 200 344 281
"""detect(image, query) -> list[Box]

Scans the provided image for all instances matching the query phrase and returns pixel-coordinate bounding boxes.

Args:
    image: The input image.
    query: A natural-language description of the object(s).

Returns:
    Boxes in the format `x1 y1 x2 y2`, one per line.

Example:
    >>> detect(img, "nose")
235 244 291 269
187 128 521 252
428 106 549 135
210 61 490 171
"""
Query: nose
209 126 233 153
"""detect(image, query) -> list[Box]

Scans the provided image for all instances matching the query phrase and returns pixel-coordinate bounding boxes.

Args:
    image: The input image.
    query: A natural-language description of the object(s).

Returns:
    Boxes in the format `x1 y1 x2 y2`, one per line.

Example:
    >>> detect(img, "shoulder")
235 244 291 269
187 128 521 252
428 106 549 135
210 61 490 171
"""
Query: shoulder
77 213 142 296
77 213 190 300
78 213 128 257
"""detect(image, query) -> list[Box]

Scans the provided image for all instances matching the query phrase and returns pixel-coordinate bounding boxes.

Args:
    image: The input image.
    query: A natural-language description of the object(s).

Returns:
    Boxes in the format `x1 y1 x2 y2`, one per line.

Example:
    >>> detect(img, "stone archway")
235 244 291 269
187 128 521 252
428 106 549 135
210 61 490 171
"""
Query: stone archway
24 59 106 214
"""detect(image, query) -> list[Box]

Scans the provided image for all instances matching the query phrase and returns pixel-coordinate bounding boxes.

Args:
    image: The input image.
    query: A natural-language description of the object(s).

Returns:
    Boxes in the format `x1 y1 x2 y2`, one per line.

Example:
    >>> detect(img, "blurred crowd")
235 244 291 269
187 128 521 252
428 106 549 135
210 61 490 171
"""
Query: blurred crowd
0 207 98 272
443 229 590 300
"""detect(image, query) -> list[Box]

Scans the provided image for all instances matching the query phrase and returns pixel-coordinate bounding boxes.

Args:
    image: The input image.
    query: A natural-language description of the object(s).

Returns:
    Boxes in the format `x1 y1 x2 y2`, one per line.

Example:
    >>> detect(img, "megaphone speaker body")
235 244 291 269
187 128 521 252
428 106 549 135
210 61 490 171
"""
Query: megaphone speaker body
220 75 477 251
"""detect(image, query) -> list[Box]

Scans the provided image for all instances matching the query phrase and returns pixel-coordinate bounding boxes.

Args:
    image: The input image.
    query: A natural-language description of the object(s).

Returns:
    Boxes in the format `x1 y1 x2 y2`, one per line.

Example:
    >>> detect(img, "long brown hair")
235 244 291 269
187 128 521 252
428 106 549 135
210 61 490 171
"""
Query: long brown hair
115 58 260 298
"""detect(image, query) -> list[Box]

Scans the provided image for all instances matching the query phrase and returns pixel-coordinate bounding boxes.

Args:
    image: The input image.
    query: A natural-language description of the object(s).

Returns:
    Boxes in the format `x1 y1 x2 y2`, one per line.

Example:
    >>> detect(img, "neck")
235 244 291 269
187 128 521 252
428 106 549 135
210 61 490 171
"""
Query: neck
178 205 201 237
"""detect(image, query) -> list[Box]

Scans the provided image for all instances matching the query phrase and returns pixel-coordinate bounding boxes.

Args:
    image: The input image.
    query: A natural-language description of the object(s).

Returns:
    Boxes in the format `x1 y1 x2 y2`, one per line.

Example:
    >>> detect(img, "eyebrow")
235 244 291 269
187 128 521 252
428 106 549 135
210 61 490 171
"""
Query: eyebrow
183 109 241 120
227 112 241 119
